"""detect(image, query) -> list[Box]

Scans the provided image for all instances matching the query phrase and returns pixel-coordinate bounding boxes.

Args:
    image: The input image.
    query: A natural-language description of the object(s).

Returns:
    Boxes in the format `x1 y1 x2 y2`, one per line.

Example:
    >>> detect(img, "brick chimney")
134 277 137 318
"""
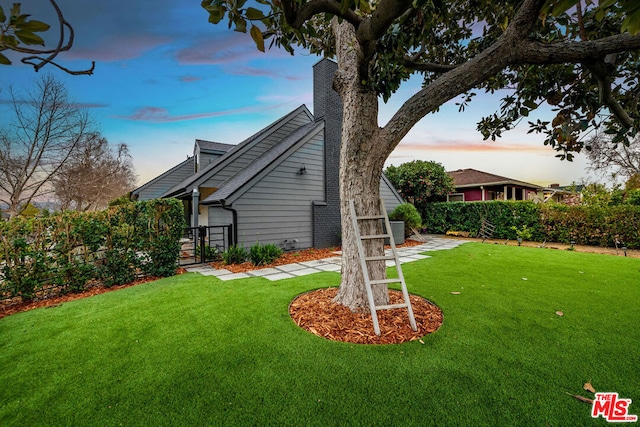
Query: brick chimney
312 59 343 248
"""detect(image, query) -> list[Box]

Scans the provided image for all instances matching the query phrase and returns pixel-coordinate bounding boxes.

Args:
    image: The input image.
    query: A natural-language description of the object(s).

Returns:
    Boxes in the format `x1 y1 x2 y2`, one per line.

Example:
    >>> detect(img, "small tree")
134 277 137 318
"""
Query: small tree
385 160 454 207
52 133 137 212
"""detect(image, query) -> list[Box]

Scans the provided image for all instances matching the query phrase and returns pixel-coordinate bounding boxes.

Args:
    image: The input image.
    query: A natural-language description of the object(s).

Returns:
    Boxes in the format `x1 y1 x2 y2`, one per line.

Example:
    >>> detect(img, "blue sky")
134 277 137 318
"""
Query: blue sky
1 0 594 187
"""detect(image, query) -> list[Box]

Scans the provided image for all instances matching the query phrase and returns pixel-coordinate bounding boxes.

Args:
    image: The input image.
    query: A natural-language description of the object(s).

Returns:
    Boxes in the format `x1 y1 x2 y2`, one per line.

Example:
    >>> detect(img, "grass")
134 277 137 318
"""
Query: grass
1 243 638 426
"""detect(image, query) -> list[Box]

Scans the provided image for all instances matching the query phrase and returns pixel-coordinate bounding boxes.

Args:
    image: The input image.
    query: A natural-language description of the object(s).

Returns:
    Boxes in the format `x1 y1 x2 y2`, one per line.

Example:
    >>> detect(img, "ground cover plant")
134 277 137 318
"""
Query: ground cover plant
1 243 638 426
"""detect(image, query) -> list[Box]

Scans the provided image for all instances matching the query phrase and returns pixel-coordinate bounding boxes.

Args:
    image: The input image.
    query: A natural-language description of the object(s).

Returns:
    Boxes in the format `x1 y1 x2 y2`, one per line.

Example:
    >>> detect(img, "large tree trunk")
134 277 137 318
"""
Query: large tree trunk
332 20 390 311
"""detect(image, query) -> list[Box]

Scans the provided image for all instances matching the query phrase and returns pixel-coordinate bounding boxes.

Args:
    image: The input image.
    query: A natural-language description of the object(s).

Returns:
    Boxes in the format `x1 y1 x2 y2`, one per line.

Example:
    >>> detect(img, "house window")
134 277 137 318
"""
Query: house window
447 193 464 202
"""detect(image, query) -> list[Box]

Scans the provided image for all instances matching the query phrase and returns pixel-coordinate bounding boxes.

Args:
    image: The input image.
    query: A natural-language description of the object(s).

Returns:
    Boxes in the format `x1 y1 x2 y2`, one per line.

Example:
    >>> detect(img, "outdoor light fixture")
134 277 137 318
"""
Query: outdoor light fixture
298 164 306 175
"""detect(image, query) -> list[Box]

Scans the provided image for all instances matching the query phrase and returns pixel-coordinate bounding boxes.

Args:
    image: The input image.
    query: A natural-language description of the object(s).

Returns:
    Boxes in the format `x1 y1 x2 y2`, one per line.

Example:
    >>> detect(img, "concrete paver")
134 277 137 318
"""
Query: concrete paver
185 236 469 282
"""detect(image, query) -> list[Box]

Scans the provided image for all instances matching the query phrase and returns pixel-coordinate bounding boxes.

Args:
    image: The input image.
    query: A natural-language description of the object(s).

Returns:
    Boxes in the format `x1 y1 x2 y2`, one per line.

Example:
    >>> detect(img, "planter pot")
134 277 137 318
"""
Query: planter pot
384 221 405 245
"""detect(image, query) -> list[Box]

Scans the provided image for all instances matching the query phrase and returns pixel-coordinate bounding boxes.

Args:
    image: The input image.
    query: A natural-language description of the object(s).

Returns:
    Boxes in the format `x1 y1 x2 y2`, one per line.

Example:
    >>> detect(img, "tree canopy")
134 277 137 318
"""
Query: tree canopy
203 0 640 310
203 0 640 156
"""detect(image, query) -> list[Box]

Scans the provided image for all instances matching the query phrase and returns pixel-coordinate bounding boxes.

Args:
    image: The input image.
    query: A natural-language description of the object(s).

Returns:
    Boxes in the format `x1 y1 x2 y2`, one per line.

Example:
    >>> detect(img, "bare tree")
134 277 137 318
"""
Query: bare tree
52 133 137 212
586 134 640 183
0 1 94 74
0 74 92 218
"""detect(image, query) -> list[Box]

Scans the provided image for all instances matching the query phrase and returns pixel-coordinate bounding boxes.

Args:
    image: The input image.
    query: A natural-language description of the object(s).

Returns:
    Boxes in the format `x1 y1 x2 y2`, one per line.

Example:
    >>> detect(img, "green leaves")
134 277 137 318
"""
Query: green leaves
245 7 265 20
250 25 265 52
0 52 11 65
0 2 52 59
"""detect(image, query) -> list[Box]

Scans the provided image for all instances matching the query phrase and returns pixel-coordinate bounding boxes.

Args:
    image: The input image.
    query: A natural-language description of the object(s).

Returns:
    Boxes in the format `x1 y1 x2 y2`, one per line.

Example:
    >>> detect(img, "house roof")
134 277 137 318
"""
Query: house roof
194 140 235 155
202 121 324 205
448 168 541 189
131 156 193 196
162 105 313 198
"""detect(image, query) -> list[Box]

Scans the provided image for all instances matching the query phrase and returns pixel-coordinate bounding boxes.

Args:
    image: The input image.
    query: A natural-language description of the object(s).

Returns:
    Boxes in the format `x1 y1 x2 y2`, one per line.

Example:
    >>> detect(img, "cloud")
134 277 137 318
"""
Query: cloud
396 141 549 153
63 34 171 62
180 75 202 83
174 36 259 65
114 103 287 123
230 66 304 81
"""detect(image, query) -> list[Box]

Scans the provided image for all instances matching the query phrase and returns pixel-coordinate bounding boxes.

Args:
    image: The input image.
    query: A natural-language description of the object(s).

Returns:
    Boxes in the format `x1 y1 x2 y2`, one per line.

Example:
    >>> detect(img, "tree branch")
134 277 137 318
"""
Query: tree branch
282 0 362 30
585 60 635 128
401 56 460 73
2 0 94 75
379 0 547 156
514 33 640 65
356 0 413 60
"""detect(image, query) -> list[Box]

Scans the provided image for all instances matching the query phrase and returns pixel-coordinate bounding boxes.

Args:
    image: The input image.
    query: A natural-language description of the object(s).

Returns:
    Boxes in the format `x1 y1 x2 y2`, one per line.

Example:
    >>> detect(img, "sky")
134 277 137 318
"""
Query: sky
1 0 597 189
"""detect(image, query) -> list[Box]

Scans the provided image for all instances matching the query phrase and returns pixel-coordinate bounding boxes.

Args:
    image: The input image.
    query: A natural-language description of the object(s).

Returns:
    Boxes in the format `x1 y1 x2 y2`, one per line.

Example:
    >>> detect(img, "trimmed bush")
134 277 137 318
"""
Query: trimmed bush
420 200 640 248
249 242 283 266
421 200 545 240
388 203 422 237
0 199 185 301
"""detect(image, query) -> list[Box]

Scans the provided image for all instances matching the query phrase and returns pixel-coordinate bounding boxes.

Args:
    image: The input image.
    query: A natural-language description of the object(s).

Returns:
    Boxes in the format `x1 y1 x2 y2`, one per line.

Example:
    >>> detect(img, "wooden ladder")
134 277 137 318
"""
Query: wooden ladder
349 198 417 336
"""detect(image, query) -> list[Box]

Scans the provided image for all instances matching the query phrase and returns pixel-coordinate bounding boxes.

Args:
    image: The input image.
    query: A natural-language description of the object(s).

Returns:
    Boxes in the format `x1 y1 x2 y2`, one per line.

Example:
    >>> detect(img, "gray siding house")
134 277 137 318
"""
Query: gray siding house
132 59 403 249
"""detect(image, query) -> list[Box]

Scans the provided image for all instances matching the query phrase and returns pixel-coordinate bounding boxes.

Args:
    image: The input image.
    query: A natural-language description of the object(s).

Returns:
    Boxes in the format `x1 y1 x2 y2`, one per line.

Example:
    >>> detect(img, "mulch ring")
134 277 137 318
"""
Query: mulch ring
289 287 443 345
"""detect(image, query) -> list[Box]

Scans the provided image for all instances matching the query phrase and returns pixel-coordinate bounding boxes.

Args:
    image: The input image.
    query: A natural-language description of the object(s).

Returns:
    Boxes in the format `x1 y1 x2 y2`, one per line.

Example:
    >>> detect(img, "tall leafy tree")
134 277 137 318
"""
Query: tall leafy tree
0 74 93 218
52 133 137 212
203 0 640 310
0 0 93 74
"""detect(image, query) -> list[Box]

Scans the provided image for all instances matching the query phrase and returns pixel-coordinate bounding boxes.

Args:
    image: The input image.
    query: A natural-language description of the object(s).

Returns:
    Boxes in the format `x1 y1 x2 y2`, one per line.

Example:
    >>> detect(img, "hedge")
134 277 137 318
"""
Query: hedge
0 199 185 301
421 201 640 248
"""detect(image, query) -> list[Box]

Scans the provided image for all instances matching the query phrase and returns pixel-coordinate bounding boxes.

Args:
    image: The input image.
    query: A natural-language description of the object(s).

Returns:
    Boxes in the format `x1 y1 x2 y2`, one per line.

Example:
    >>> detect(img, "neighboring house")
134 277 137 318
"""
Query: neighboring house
446 168 542 202
540 183 583 203
132 59 403 250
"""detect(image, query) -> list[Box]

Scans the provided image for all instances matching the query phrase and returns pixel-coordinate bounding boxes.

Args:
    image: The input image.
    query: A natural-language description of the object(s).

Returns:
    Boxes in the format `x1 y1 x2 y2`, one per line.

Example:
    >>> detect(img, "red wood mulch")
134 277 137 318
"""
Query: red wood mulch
289 287 443 345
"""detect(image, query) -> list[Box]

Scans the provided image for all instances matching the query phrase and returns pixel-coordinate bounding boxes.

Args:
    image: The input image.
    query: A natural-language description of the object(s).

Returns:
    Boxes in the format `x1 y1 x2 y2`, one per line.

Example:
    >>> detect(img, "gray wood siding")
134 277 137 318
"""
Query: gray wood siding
207 206 233 227
136 158 194 201
202 112 312 189
198 152 223 171
380 178 403 212
232 132 324 249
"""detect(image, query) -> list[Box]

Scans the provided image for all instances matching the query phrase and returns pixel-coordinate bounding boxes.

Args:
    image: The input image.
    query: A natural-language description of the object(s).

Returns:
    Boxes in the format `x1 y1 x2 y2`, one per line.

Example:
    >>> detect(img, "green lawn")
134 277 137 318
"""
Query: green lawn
1 243 638 426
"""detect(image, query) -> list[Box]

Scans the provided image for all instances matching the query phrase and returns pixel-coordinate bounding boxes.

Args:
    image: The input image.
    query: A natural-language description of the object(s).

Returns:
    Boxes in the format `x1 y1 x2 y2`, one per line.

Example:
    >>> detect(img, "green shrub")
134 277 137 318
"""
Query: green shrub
389 203 422 237
222 244 249 265
196 244 219 260
420 200 640 248
249 242 283 266
421 201 545 240
0 199 184 301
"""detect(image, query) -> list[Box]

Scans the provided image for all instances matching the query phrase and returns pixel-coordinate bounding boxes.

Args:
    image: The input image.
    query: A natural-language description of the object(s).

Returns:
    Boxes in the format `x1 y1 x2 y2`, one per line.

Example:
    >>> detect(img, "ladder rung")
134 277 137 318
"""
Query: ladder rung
364 255 395 261
376 303 409 310
356 215 386 220
369 278 402 285
361 234 390 240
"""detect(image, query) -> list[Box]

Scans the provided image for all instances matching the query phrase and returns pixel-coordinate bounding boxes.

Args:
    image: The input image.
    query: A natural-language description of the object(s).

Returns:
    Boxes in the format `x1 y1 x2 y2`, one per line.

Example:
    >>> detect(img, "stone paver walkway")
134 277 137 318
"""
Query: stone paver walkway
184 236 469 282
